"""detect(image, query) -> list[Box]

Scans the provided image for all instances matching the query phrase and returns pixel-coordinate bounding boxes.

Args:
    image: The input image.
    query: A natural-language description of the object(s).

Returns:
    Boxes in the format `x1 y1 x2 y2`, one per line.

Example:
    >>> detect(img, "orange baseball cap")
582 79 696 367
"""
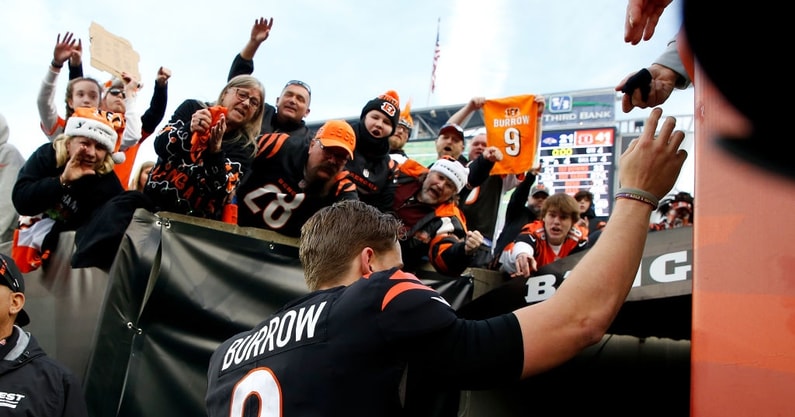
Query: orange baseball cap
315 120 356 159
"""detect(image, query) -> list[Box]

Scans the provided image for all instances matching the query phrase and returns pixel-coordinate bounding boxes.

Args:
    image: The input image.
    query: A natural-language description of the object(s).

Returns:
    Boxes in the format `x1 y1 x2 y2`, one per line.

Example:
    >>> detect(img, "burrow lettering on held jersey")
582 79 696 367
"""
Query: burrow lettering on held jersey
492 114 531 128
221 301 327 371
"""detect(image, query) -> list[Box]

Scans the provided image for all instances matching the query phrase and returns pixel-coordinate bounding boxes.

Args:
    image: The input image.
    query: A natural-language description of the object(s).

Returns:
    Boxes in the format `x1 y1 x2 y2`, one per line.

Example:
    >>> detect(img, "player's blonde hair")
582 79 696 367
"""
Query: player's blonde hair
300 200 403 291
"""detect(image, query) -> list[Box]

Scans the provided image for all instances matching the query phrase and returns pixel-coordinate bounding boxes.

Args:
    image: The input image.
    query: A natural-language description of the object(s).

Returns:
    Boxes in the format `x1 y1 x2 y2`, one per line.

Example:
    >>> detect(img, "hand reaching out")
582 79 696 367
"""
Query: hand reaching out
623 0 673 45
120 71 141 97
511 252 537 278
251 17 274 44
52 32 80 67
482 146 503 162
534 96 545 117
615 63 678 113
468 97 486 111
207 114 227 153
68 38 83 67
463 230 484 255
618 108 687 199
156 66 172 87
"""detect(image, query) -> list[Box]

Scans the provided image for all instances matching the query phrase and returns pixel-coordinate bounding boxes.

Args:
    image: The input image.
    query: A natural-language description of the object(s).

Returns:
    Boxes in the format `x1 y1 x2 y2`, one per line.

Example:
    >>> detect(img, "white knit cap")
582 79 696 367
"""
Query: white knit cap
65 107 125 164
430 157 469 192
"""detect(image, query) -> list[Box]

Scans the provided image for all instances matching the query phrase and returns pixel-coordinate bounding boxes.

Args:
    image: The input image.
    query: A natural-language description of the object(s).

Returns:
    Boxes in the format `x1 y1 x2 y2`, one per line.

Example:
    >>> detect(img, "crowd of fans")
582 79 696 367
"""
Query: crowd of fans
0 2 704 414
4 18 695 280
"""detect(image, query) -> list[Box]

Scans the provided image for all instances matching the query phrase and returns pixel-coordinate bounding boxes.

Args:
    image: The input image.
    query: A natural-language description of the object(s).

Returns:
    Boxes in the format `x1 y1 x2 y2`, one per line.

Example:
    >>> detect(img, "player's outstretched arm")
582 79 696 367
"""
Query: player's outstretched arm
513 107 687 377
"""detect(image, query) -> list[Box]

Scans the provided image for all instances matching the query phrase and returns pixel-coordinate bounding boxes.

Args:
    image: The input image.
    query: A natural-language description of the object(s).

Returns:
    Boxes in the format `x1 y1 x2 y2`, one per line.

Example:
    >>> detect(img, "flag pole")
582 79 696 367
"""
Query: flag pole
427 17 440 107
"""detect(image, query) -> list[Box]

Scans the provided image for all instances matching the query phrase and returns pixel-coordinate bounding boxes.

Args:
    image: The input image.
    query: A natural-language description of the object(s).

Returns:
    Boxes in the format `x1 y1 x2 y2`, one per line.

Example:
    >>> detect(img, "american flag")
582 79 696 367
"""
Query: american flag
430 18 440 94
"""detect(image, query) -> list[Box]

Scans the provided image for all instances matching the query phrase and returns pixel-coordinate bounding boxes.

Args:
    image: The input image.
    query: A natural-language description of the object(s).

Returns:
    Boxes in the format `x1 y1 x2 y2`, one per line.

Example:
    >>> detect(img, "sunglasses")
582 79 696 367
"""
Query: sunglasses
107 88 126 99
284 80 311 96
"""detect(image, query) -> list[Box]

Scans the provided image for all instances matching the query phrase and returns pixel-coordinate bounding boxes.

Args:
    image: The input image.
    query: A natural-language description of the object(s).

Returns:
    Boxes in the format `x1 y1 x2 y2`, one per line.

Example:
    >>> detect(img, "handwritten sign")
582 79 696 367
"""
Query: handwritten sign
88 22 141 81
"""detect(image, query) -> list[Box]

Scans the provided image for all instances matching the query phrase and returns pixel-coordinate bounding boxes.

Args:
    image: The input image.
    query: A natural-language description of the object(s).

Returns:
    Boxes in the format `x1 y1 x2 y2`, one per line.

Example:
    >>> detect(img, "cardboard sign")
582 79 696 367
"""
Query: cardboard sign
88 21 141 81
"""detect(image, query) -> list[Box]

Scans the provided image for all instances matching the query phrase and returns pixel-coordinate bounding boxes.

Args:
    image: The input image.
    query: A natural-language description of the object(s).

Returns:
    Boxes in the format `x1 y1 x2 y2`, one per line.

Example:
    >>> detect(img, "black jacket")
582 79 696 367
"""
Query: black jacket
228 54 314 139
0 326 88 416
13 142 124 255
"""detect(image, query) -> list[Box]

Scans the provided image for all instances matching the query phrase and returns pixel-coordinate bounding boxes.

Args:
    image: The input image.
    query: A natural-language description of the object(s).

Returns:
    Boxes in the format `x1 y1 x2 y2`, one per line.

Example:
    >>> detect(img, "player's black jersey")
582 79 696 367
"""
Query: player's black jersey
205 267 523 416
236 133 358 237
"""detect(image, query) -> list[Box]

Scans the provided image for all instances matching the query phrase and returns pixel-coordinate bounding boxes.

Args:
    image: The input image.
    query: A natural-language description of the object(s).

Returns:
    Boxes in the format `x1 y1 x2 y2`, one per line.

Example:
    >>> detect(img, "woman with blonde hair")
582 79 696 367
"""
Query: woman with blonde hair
145 74 262 218
129 160 154 191
71 76 264 270
12 107 124 271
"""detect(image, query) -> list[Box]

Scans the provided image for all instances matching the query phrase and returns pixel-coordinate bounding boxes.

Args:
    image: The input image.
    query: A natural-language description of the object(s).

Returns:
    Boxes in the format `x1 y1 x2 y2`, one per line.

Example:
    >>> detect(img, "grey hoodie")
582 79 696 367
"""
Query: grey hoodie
0 113 26 242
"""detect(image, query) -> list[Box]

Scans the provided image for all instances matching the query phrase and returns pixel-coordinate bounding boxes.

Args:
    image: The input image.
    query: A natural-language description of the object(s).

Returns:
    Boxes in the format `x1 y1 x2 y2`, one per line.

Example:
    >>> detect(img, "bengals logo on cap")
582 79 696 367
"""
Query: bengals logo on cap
380 102 397 117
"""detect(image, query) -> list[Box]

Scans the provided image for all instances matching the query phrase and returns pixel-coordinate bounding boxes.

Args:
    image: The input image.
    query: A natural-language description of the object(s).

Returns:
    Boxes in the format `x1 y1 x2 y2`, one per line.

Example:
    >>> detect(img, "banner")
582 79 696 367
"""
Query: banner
458 227 692 340
82 210 473 416
16 210 692 416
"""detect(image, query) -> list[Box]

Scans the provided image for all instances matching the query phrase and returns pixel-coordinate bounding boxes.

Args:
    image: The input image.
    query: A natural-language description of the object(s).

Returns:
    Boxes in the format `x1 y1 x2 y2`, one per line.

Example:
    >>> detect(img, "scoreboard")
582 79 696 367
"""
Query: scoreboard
537 127 616 217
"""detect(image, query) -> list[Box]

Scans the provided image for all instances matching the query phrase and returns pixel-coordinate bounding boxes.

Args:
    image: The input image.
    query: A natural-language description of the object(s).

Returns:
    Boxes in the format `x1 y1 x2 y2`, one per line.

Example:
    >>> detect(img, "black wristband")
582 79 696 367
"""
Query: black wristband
51 60 63 69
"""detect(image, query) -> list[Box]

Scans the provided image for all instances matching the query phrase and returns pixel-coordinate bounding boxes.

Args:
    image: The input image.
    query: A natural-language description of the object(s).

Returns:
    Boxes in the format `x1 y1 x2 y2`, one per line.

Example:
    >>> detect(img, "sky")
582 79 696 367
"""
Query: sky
0 0 693 190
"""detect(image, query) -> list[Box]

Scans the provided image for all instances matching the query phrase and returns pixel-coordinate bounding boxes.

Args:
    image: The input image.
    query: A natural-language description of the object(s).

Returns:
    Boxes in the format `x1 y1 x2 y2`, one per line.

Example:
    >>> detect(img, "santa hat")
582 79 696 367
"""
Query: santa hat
398 100 414 130
65 107 125 164
360 90 401 133
430 156 469 193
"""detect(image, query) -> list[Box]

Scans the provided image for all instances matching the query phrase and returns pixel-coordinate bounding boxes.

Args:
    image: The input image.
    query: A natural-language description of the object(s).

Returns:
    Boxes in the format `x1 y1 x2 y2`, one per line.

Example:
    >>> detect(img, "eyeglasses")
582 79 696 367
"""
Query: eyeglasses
107 88 126 99
233 88 261 108
284 80 312 96
314 140 349 164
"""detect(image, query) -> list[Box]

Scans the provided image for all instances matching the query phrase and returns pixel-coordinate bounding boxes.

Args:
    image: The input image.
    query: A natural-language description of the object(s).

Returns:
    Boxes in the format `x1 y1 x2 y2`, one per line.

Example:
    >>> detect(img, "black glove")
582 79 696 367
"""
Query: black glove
621 68 652 101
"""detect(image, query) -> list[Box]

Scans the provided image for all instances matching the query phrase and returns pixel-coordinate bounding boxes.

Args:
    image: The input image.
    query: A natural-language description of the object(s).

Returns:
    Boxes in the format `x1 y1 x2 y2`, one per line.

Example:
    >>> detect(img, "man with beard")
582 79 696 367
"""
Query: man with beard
388 102 413 166
236 120 358 239
392 156 485 278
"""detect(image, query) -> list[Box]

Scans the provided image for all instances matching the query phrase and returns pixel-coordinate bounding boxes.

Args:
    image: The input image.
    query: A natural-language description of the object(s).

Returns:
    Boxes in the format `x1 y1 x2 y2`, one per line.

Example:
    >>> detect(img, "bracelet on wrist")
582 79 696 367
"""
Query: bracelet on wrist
614 187 659 210
59 175 71 189
50 60 63 69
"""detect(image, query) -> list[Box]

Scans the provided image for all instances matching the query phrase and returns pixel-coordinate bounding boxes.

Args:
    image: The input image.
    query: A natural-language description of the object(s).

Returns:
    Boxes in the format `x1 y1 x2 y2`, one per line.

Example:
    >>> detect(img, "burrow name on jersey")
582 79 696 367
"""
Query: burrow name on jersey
221 301 327 371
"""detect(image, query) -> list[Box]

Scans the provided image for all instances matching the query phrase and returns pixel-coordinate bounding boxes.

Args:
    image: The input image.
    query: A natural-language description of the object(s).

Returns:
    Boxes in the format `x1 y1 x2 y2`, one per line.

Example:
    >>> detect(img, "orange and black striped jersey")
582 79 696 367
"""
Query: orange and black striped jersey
501 220 588 270
236 132 358 237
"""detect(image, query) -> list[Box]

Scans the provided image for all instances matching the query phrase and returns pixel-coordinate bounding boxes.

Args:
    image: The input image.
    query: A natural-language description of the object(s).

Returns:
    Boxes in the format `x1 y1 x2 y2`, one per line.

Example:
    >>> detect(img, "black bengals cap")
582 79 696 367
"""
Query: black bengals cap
0 254 30 326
